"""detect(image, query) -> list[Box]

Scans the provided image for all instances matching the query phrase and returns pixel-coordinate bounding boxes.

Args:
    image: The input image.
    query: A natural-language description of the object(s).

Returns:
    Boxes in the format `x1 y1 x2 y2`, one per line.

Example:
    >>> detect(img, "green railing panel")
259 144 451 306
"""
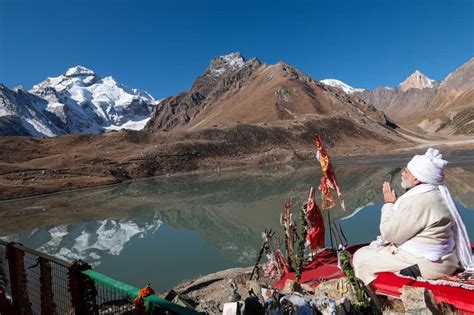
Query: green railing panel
81 269 200 315
81 269 137 294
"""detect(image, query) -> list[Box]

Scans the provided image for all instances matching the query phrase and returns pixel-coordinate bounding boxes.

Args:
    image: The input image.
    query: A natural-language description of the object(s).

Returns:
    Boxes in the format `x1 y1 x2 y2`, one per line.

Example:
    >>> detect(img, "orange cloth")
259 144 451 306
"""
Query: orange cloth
315 135 345 211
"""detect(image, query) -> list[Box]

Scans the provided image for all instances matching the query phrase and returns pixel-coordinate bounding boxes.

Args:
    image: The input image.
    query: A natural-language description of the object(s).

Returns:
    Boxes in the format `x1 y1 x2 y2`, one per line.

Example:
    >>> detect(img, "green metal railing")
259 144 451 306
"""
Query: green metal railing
0 240 200 314
82 269 199 315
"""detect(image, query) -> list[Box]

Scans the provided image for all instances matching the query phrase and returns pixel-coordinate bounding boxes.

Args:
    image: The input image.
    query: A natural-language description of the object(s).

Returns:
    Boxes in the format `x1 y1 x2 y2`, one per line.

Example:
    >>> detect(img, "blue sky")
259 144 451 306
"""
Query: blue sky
0 0 472 99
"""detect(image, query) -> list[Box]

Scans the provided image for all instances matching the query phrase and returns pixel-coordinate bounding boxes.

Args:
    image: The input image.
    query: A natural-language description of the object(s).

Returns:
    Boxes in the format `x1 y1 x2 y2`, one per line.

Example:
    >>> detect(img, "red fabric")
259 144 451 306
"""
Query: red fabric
272 244 474 314
372 243 474 314
318 176 336 209
273 248 344 289
306 188 325 250
275 250 291 275
373 272 474 314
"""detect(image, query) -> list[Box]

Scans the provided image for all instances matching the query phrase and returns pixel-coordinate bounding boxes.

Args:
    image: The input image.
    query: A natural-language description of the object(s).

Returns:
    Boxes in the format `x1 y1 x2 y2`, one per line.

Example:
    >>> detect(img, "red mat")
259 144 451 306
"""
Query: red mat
273 246 362 289
373 272 474 314
272 244 474 314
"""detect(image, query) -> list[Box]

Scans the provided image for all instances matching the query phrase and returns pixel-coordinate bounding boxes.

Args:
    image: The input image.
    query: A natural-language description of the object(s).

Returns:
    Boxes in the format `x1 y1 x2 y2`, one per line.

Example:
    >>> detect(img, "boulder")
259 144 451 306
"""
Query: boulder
400 286 441 314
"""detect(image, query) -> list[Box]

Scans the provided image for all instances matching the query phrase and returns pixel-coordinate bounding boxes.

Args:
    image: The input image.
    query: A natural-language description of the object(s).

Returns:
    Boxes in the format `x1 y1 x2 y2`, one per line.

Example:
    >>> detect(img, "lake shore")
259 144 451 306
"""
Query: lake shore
1 137 473 202
1 145 472 314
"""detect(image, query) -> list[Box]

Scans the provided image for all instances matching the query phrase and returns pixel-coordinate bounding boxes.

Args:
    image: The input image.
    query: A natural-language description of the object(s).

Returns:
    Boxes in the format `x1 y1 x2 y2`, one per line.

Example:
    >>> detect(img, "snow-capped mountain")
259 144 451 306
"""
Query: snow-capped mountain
204 52 247 77
2 216 162 267
0 85 64 136
0 66 158 137
398 70 437 92
320 79 365 94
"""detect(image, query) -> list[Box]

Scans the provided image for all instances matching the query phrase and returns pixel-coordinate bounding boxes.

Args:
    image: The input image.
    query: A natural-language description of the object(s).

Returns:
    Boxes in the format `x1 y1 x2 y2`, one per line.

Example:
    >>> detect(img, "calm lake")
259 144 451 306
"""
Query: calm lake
1 159 473 291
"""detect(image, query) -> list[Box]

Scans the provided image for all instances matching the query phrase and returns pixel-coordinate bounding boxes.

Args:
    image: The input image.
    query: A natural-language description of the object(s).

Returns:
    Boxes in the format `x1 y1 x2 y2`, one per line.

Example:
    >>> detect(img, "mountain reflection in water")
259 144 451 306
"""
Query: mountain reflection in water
1 162 473 290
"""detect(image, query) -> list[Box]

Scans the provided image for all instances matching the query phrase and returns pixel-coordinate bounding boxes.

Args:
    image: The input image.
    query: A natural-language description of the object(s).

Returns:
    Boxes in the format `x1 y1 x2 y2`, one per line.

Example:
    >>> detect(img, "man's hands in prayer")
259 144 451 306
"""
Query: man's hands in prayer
382 181 397 203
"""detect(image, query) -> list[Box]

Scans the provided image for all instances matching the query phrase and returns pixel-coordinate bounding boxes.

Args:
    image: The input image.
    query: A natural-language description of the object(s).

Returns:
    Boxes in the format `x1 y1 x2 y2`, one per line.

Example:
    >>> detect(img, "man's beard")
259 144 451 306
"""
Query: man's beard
401 177 415 190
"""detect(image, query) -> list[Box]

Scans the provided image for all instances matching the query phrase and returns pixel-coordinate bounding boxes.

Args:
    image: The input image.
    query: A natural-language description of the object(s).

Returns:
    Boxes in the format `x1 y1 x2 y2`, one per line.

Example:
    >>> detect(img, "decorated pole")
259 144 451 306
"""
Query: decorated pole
315 135 348 249
295 203 307 282
280 196 297 271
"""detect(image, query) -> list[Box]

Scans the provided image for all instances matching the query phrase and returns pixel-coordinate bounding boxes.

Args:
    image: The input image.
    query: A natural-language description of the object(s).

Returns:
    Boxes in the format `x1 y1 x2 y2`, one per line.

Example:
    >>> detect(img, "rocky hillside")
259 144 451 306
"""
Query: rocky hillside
356 85 437 128
145 53 403 148
355 58 473 135
0 53 418 201
145 52 263 131
0 117 414 201
0 66 157 136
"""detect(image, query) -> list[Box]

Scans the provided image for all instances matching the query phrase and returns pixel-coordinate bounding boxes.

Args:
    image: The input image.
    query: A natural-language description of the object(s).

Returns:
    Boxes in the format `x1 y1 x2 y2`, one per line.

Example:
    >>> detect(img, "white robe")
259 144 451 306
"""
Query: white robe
353 188 460 284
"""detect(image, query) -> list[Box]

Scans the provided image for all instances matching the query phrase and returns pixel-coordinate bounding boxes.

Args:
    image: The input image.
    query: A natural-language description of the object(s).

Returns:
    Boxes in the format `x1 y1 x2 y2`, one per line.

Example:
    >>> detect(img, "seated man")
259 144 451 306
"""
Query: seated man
353 148 473 285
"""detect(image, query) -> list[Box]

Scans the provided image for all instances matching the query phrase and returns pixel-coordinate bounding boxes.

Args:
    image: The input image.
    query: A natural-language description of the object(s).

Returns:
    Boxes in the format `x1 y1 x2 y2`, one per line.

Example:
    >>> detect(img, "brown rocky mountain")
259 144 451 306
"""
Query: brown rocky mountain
0 53 418 201
145 53 403 144
357 86 436 121
398 70 437 92
1 54 471 201
439 58 474 91
422 58 474 135
145 53 262 131
356 58 474 135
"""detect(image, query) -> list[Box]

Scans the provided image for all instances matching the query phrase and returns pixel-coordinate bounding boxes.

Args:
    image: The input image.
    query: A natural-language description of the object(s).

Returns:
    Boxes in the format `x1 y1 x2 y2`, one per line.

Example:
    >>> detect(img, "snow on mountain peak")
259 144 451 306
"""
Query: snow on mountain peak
221 52 246 69
65 65 96 78
320 79 365 94
22 66 159 136
206 52 246 77
32 66 99 93
399 70 436 92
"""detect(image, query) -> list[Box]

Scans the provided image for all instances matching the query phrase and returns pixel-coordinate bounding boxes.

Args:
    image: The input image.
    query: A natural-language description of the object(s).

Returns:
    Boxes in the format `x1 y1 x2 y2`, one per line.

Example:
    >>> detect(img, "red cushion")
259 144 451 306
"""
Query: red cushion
372 272 474 314
372 243 474 314
272 244 474 313
273 248 345 289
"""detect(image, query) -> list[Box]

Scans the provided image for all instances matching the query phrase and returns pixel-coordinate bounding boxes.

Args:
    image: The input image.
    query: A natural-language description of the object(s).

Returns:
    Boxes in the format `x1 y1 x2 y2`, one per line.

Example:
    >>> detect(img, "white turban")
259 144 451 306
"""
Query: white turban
407 148 473 270
407 148 447 184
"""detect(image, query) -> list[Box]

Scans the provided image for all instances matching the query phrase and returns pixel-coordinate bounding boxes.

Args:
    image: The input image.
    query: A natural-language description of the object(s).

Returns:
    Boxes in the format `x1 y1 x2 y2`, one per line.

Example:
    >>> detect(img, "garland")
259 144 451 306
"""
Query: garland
284 232 292 269
294 204 307 282
338 250 369 307
280 196 295 271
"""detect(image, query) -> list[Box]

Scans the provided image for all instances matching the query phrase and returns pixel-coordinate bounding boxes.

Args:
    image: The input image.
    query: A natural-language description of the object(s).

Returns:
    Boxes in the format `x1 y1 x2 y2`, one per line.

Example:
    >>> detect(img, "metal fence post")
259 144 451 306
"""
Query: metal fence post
68 260 98 314
39 257 57 315
5 242 32 315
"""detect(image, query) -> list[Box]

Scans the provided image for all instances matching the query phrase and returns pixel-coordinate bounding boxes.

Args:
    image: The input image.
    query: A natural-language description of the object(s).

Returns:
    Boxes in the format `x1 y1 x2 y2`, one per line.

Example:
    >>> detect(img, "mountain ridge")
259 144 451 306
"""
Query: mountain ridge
145 52 400 150
2 54 472 137
355 58 473 135
0 66 158 136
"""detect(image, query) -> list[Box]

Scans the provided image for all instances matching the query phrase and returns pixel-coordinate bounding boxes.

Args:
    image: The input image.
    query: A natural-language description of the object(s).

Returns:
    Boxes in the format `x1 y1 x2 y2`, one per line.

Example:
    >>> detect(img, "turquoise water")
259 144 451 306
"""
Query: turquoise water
1 163 473 290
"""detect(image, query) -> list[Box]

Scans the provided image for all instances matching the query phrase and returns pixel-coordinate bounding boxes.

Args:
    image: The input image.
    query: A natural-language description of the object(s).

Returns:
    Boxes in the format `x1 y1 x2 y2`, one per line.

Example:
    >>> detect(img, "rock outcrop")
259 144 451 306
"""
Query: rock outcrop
145 52 403 150
355 58 474 135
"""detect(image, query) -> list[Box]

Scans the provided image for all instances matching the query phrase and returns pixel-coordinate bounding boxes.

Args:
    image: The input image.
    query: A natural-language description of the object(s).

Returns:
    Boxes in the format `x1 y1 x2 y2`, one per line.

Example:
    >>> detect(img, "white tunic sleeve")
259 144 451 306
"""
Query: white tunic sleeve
380 200 424 245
